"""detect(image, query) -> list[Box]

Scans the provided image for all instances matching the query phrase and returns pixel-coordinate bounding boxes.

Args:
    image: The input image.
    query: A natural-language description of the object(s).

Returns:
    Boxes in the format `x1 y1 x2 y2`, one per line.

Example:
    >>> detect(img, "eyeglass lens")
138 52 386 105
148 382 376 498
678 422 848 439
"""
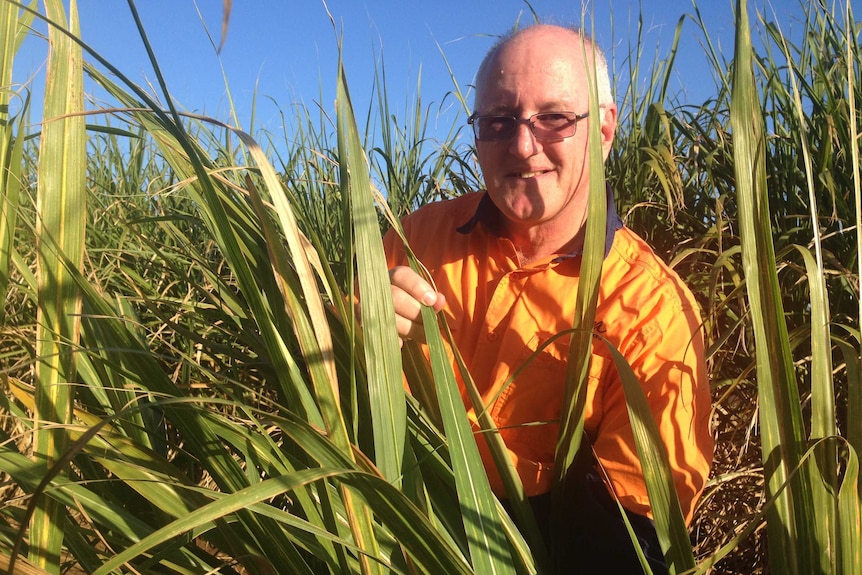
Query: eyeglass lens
471 112 585 141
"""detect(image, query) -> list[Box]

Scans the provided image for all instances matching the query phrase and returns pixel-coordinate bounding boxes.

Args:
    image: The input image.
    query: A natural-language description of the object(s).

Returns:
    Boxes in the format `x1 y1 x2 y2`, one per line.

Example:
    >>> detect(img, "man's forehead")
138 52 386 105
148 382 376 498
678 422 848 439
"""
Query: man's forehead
475 57 586 109
479 95 580 114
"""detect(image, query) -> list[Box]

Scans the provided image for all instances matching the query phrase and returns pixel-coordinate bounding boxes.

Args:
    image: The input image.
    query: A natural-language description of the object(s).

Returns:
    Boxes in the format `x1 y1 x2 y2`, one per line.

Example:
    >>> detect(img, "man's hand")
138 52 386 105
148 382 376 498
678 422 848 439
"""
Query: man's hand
389 266 446 346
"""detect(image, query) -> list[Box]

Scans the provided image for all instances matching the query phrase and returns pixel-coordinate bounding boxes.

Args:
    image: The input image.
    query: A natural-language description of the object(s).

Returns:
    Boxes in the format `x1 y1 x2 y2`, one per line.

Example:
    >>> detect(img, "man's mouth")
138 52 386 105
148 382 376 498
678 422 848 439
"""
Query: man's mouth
514 170 550 179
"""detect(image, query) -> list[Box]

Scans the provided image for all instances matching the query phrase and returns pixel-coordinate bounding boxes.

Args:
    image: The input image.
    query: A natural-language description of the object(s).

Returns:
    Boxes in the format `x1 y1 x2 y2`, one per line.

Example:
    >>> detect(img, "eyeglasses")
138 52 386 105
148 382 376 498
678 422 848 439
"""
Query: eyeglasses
467 111 589 142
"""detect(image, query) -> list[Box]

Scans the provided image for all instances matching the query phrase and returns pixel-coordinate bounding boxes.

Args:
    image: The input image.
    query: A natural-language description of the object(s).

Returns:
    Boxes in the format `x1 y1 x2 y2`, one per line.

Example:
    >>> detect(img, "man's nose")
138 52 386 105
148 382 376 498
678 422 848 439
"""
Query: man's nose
509 121 540 158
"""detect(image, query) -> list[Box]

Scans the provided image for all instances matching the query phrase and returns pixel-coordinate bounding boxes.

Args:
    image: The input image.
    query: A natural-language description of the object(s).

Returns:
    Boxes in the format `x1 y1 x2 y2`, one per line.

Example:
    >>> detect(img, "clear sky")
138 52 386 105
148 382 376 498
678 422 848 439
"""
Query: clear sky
11 0 857 146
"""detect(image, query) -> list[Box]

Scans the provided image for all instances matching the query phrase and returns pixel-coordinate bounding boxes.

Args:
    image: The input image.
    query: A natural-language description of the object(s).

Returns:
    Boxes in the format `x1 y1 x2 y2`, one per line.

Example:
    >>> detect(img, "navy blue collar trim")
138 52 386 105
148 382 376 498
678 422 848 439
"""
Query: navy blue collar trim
455 184 624 259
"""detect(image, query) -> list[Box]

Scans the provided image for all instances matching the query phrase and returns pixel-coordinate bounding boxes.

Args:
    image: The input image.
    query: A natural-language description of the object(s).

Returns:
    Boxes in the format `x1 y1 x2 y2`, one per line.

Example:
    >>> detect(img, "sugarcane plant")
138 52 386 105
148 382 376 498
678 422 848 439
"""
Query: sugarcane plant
0 0 859 574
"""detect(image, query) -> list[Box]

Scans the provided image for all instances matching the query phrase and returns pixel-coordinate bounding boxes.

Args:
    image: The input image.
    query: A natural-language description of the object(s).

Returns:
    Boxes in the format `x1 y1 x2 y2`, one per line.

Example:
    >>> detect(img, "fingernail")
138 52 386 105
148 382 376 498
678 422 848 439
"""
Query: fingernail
421 291 436 306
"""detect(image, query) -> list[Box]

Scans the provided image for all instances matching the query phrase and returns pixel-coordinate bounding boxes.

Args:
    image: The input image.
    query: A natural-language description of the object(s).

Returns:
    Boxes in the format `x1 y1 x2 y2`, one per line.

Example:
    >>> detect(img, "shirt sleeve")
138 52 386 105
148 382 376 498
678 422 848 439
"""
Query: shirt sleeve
382 226 405 267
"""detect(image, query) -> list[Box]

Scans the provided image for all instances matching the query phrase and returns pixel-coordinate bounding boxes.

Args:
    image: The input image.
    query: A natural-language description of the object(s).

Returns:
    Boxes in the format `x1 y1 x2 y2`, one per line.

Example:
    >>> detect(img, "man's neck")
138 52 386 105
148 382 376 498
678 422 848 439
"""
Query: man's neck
506 219 587 267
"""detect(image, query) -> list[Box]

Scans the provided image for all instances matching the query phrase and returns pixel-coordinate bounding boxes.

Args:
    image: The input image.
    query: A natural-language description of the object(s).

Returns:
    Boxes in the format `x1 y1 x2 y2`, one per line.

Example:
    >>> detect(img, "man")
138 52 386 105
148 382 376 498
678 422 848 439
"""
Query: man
383 23 712 572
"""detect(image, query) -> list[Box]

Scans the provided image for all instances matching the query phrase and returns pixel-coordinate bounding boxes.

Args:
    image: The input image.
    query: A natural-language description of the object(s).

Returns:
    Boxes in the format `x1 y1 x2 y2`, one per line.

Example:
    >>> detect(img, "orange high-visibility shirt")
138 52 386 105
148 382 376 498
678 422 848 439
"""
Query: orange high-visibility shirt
383 190 713 524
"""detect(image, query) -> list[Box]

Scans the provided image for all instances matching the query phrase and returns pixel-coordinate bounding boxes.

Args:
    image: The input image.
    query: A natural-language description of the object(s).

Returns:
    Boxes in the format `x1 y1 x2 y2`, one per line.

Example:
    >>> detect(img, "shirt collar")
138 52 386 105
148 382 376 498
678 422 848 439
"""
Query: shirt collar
456 184 624 259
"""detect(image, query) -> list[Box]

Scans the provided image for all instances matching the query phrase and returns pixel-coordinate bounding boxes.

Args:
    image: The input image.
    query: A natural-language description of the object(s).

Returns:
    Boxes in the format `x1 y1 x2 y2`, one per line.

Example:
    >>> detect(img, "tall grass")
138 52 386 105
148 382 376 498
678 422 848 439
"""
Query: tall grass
0 0 32 318
29 1 85 571
613 1 862 572
0 0 859 573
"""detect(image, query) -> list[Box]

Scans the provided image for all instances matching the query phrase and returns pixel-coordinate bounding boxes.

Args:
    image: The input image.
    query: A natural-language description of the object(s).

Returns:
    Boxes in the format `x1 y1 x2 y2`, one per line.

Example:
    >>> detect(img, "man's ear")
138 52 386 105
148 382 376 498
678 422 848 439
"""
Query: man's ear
600 104 618 161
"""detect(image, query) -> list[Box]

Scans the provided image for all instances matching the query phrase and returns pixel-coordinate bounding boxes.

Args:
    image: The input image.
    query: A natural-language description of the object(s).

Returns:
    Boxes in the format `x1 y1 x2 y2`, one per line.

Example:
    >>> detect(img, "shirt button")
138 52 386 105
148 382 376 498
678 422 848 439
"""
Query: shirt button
487 330 498 341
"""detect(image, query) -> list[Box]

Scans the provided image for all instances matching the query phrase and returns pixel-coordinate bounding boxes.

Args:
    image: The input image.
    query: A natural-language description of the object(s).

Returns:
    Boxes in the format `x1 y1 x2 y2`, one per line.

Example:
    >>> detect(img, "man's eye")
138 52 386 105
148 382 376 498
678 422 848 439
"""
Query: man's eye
485 117 510 131
537 113 571 126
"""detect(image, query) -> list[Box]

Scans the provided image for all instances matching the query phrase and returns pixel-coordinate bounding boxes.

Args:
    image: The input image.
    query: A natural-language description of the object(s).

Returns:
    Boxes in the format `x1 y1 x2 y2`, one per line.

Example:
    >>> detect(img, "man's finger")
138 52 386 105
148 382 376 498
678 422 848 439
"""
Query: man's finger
389 266 446 342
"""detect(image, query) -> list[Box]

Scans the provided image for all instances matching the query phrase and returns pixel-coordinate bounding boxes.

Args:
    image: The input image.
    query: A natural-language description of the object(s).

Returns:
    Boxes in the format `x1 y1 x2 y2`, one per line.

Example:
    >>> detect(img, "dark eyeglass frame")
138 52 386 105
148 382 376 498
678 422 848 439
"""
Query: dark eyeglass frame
467 111 589 142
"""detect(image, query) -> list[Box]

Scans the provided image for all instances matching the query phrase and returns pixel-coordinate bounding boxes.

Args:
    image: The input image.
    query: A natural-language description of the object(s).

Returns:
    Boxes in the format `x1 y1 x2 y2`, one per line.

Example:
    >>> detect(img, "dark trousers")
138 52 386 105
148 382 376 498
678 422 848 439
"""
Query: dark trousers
529 469 668 575
503 463 668 575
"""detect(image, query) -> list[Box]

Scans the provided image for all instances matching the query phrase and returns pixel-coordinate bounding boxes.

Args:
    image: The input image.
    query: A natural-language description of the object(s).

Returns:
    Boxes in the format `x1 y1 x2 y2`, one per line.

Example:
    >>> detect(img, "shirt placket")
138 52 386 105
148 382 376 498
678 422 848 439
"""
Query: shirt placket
474 268 537 413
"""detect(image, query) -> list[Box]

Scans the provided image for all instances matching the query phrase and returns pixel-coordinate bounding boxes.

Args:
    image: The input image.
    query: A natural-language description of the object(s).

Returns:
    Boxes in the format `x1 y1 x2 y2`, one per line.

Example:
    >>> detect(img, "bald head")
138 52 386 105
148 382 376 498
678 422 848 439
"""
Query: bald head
474 24 613 111
467 22 618 260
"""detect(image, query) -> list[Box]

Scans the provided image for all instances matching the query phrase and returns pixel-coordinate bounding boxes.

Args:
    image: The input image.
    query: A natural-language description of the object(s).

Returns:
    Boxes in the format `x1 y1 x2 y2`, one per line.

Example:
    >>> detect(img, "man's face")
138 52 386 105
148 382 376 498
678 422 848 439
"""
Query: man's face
474 27 616 241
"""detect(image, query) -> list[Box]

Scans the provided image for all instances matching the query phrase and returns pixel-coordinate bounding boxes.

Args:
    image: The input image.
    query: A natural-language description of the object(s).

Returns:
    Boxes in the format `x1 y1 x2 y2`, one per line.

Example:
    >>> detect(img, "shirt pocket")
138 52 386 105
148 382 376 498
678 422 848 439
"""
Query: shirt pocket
492 333 569 463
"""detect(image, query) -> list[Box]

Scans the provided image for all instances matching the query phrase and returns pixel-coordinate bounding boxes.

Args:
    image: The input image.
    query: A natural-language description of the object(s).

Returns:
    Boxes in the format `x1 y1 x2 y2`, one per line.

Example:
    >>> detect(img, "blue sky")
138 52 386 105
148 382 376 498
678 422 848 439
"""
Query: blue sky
12 0 857 145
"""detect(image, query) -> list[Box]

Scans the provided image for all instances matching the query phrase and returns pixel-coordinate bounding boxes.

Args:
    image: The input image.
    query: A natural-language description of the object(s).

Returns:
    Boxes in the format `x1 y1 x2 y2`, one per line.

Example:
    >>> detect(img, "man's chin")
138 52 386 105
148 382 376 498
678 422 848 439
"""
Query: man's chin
492 195 547 223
